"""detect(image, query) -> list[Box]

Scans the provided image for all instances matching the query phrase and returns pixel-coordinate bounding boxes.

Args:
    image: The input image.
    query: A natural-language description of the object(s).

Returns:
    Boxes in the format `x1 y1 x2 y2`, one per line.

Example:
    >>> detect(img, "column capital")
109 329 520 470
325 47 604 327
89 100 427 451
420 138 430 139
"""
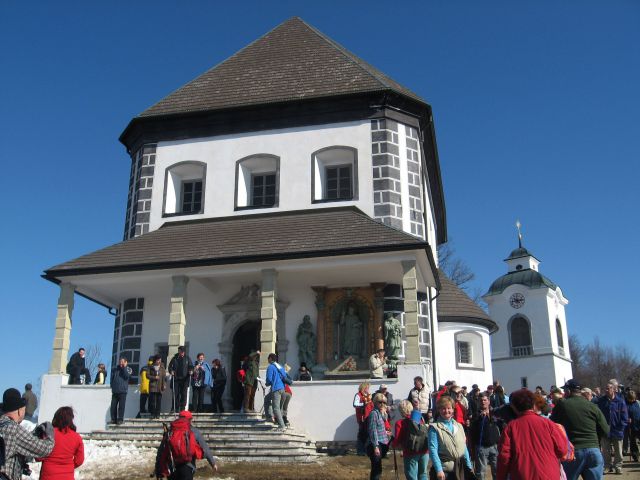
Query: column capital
57 283 76 307
171 275 189 297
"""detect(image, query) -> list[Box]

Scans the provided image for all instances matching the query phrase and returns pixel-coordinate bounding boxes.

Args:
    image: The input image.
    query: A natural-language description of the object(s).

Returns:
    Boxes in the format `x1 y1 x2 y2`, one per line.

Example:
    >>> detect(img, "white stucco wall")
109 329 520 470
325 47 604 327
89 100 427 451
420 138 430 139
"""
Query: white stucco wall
436 322 493 389
149 120 374 232
39 374 112 433
492 353 573 393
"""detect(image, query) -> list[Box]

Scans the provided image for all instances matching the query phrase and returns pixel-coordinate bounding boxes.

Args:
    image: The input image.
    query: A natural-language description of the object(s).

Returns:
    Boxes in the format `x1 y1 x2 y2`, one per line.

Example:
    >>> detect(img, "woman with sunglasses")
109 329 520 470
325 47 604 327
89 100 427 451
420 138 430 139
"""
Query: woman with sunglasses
367 393 391 480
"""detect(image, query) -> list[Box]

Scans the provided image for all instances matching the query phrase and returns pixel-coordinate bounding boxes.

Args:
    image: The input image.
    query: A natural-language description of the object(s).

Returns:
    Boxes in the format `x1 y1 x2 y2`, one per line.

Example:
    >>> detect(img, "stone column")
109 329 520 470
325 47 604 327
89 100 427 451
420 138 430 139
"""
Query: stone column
259 269 277 369
402 260 420 364
49 283 75 374
168 276 189 360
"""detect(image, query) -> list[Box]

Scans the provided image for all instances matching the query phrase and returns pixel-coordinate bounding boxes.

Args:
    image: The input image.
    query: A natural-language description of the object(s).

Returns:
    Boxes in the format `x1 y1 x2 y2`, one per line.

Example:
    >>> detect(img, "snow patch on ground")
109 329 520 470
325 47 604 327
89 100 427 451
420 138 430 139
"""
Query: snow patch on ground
25 438 232 480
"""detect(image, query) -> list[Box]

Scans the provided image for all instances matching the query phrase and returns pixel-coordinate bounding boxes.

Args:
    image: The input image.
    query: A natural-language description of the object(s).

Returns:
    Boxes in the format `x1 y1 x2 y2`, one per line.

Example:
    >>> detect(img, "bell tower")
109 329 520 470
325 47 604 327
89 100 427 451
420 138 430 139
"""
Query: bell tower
483 222 573 392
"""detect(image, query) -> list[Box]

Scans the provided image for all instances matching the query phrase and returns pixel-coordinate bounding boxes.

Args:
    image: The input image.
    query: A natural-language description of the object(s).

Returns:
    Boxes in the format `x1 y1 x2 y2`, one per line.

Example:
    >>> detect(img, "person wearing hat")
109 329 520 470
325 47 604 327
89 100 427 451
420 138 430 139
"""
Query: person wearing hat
550 379 610 480
243 350 260 412
156 410 217 479
374 384 394 419
0 388 55 480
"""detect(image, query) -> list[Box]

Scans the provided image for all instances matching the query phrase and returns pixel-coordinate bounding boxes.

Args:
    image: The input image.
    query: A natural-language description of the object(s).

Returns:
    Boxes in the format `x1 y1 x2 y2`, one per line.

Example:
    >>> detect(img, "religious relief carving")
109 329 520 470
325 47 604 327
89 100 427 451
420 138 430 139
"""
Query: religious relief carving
384 312 402 368
296 315 316 369
224 284 261 305
312 285 383 373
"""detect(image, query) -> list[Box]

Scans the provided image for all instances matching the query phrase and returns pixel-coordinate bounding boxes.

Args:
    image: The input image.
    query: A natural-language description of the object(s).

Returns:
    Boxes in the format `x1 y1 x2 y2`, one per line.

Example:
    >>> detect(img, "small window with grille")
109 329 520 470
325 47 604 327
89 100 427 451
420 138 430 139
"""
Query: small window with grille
457 341 472 364
251 173 277 207
181 180 203 214
325 165 353 200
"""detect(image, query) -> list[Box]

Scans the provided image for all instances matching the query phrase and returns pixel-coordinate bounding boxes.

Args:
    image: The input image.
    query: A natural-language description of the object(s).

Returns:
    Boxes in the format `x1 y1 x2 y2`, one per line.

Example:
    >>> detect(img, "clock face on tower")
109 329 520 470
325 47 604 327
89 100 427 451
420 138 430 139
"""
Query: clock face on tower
510 293 525 309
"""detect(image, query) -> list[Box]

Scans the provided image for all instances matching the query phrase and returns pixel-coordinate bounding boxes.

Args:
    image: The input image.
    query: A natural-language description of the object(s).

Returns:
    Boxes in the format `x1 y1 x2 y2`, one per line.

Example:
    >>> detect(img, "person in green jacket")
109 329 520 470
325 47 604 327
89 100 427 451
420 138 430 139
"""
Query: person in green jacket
243 350 260 412
550 379 610 480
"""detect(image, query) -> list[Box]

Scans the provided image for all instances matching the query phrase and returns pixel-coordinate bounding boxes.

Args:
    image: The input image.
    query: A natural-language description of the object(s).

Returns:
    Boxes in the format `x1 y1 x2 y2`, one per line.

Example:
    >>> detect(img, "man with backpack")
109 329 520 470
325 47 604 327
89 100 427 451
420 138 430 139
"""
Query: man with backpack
469 392 502 480
156 410 217 479
391 399 429 480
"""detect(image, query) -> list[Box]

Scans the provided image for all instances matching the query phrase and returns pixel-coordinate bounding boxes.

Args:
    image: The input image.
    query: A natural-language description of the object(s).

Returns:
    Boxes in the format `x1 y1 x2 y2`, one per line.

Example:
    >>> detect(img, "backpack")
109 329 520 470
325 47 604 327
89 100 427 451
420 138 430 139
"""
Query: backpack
404 419 428 452
167 419 203 465
236 368 246 384
0 435 5 469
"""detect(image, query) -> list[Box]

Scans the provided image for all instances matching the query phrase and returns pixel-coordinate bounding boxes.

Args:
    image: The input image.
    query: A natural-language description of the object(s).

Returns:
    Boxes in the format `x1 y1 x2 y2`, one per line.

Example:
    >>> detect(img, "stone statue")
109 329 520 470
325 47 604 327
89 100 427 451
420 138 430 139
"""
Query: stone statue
296 315 316 368
341 304 363 357
384 313 402 364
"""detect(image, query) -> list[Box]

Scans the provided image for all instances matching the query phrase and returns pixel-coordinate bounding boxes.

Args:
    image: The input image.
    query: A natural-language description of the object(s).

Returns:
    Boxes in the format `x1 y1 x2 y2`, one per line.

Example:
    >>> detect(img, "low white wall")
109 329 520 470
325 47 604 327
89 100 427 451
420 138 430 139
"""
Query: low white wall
286 378 398 441
40 374 112 433
41 366 428 440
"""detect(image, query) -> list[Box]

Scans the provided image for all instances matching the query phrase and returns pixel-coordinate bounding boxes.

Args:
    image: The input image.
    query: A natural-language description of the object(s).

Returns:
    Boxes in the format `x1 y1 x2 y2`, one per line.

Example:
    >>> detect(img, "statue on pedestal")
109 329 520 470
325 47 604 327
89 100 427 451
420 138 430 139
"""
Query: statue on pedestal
296 315 316 369
384 313 402 369
341 304 363 358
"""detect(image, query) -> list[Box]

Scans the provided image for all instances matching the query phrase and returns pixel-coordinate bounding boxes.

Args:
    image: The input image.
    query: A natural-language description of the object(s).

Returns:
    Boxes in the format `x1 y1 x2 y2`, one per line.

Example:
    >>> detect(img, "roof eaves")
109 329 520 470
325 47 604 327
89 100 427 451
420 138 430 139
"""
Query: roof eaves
43 241 428 279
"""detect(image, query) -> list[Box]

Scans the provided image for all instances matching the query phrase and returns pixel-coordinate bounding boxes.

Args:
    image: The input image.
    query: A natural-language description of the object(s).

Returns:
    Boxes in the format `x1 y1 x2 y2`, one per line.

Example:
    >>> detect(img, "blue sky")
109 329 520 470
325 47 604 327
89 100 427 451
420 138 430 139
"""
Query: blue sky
1 1 638 395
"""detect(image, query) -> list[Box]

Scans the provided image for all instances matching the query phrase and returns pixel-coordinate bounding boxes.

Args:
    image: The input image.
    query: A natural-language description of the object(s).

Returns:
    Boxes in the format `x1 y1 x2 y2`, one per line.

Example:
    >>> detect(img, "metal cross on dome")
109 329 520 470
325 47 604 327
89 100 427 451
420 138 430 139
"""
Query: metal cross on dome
516 220 523 248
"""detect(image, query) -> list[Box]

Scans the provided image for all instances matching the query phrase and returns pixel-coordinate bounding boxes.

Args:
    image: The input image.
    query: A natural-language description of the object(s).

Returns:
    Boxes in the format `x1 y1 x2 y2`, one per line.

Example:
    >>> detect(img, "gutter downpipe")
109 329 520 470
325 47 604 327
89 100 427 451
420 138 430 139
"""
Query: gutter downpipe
429 287 441 391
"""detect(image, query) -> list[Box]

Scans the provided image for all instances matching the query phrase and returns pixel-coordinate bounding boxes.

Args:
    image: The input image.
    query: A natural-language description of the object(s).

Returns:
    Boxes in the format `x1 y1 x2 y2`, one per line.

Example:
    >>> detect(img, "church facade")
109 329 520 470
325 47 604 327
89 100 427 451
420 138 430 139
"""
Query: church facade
40 18 496 438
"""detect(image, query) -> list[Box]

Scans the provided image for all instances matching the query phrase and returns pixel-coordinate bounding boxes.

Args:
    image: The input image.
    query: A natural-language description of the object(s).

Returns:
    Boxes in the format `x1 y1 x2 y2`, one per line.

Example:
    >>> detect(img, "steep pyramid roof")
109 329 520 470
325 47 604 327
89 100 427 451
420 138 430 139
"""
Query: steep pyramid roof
138 17 426 118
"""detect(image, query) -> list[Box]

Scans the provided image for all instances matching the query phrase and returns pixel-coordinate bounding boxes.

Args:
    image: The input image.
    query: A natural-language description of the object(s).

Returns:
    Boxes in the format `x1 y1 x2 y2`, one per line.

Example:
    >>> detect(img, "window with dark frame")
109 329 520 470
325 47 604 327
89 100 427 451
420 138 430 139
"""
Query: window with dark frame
251 173 276 207
181 180 202 214
457 341 472 364
325 165 352 200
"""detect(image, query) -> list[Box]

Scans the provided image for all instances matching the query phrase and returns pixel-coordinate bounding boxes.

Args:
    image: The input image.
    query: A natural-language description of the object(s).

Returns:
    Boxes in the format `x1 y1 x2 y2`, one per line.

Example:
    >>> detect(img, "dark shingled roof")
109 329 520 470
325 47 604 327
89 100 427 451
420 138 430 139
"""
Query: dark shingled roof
485 268 557 297
505 246 537 261
138 17 425 118
45 207 429 278
437 270 497 333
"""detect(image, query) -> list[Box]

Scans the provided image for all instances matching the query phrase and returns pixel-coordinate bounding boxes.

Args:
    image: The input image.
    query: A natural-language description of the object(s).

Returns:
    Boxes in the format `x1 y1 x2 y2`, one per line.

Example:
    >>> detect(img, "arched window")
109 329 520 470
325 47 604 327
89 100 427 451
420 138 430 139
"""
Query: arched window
163 161 206 216
509 316 532 357
311 146 358 202
235 154 279 209
556 318 565 355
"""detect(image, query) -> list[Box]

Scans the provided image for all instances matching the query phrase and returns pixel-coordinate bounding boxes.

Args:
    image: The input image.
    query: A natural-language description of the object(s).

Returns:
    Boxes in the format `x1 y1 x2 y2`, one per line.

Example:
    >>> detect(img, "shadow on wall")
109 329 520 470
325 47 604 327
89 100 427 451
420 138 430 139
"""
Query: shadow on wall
333 415 357 442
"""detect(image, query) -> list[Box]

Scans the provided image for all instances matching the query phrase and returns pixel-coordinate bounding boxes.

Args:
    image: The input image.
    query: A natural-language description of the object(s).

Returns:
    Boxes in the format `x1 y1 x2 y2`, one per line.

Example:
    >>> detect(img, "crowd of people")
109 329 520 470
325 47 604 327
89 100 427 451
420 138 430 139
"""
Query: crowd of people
354 377 640 480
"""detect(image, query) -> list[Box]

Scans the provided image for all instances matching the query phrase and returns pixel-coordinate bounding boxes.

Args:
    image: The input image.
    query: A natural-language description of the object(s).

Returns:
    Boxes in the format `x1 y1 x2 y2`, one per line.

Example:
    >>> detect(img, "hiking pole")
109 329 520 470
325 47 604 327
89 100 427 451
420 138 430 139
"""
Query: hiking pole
392 447 400 480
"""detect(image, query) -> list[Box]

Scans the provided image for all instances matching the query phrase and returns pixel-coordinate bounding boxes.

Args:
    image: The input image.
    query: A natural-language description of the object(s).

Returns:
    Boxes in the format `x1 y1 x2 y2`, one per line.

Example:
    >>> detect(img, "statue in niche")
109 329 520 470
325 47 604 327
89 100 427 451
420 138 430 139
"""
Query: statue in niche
296 315 316 369
384 313 402 367
341 303 363 358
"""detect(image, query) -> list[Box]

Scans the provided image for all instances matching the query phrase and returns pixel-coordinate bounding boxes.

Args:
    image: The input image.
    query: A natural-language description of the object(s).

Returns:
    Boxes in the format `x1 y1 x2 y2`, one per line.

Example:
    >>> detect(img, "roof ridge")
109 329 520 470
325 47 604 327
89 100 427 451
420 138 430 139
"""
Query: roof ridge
137 19 296 119
300 19 424 103
300 19 392 93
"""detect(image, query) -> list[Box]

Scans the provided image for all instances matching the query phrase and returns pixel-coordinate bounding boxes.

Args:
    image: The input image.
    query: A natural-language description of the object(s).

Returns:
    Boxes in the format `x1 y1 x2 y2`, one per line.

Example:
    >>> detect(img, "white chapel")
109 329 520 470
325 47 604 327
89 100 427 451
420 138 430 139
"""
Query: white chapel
39 17 496 440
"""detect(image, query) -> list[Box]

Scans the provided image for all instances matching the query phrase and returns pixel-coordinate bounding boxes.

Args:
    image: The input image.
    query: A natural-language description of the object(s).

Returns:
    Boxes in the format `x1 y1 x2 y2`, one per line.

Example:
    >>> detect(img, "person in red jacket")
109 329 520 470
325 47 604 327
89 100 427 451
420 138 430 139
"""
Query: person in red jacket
39 406 84 480
353 382 374 455
497 389 567 480
449 386 468 426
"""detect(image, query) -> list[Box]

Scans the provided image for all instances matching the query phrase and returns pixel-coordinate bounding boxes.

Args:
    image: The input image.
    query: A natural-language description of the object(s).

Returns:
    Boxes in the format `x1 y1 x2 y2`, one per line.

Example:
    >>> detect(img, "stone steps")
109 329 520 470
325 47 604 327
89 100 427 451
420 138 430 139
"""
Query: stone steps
84 413 322 463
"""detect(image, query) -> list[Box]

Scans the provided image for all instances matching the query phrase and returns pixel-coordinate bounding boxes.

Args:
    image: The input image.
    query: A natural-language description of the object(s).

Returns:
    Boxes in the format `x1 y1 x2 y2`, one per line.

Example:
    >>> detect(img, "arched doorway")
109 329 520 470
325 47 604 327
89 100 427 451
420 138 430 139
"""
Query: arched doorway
231 321 260 410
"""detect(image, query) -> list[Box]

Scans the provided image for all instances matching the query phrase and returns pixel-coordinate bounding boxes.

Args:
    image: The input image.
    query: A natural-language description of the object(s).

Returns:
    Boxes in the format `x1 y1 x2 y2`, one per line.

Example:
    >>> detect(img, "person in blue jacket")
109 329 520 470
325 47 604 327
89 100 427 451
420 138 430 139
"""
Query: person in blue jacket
191 352 212 413
598 380 629 475
264 353 286 431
